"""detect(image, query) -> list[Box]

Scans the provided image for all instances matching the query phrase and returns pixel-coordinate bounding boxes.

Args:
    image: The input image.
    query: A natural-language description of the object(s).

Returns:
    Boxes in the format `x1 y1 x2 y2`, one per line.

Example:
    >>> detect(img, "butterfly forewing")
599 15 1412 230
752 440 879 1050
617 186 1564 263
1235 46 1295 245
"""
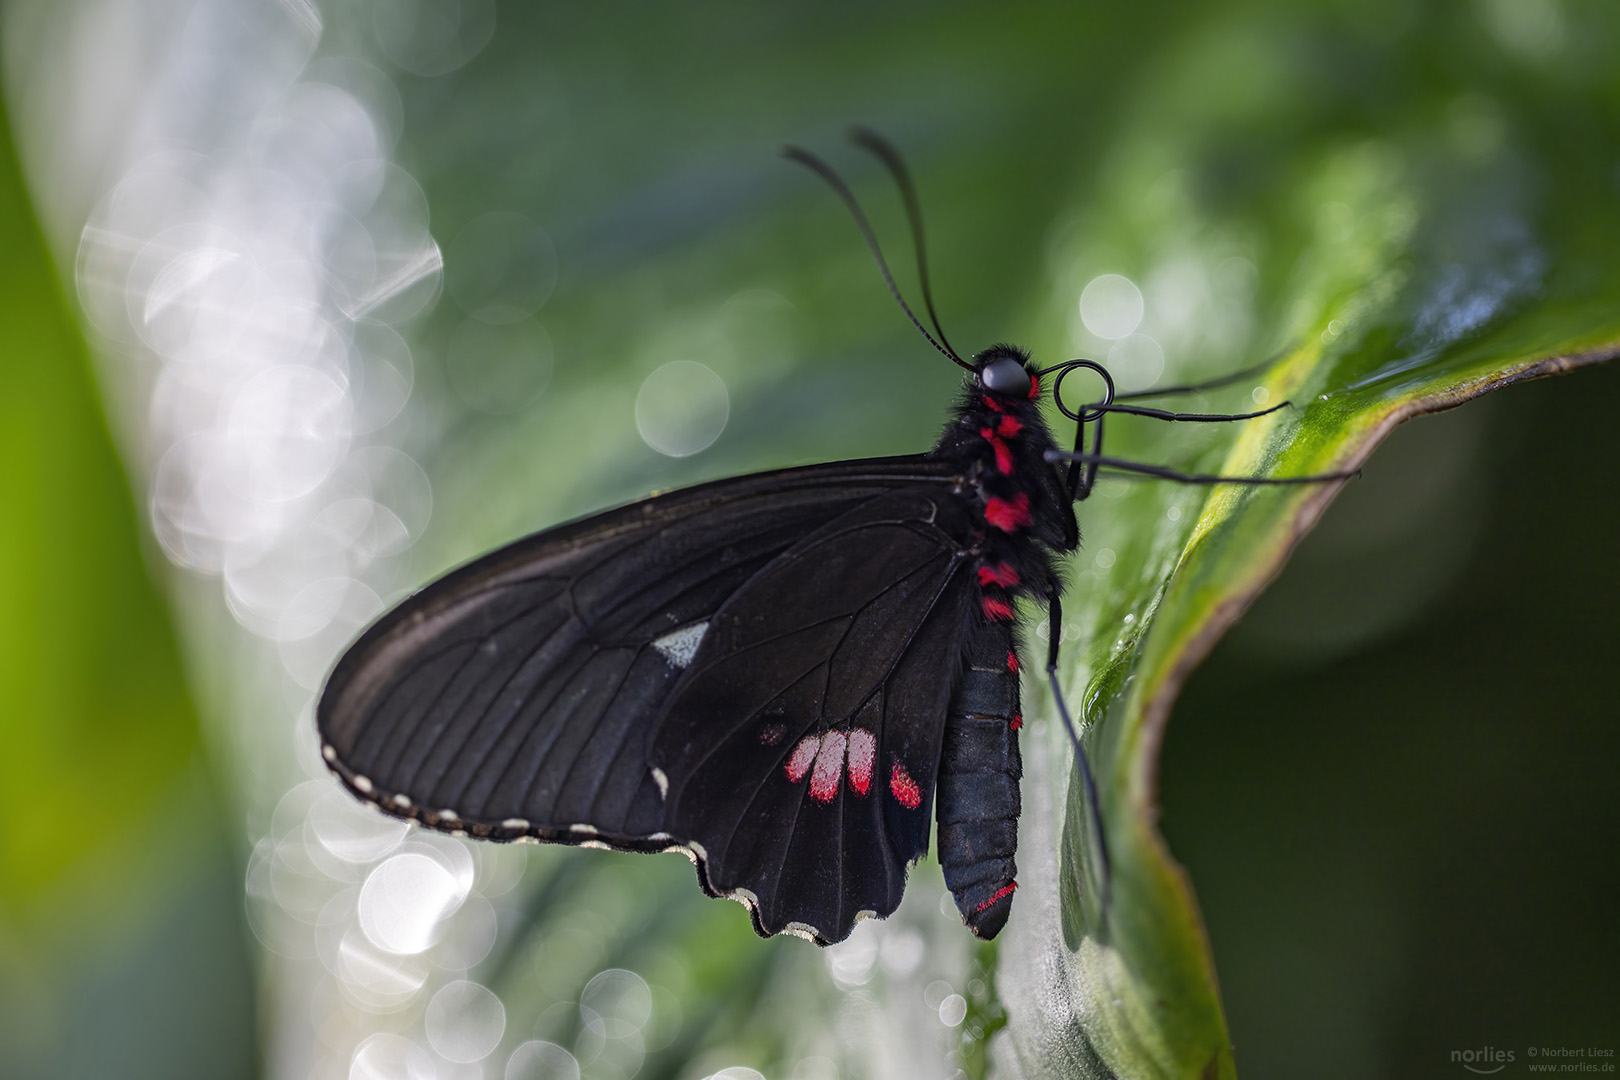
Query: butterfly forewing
317 455 977 942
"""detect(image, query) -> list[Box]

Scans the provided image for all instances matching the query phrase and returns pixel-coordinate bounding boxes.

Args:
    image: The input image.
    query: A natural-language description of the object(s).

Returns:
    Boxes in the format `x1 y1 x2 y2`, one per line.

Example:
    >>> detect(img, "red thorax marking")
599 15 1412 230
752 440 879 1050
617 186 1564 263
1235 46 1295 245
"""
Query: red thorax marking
973 881 1018 914
1027 374 1039 399
977 416 1023 476
977 562 1020 588
984 493 1031 533
1006 650 1020 673
979 428 1015 475
982 596 1015 622
1010 714 1023 731
888 757 922 809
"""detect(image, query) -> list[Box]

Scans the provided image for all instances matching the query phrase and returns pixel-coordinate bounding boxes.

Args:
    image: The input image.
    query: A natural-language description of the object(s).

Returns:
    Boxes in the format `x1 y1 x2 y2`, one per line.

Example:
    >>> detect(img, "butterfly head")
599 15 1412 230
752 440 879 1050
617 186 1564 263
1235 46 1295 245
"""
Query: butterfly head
975 345 1037 400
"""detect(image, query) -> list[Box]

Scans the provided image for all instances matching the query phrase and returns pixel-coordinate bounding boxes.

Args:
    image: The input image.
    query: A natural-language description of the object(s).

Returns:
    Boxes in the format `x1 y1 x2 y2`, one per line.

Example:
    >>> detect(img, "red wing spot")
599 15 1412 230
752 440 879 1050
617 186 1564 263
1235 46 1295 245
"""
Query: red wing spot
785 735 821 784
976 561 1020 588
996 416 1023 438
984 493 1032 533
847 729 876 796
1006 650 1020 673
888 757 922 809
982 597 1015 622
973 881 1018 914
809 731 847 803
1009 714 1023 731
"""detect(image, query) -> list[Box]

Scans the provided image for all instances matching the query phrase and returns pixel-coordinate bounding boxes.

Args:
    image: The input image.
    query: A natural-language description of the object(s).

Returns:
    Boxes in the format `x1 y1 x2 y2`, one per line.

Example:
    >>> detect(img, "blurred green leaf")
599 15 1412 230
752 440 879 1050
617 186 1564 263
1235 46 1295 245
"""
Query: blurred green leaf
0 74 255 1080
0 68 201 927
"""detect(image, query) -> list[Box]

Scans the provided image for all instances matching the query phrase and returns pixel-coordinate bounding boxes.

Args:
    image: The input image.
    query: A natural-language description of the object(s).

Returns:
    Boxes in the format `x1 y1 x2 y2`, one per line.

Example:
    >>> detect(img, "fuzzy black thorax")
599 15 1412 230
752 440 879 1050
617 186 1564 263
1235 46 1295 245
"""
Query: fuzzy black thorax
928 348 1077 631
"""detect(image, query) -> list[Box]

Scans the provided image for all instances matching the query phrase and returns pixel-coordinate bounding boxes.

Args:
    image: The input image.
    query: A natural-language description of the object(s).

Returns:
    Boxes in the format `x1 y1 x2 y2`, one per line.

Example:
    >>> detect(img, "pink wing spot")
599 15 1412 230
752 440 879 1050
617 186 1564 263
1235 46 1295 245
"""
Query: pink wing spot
809 730 847 803
759 722 788 746
785 734 821 783
888 757 922 809
847 730 876 796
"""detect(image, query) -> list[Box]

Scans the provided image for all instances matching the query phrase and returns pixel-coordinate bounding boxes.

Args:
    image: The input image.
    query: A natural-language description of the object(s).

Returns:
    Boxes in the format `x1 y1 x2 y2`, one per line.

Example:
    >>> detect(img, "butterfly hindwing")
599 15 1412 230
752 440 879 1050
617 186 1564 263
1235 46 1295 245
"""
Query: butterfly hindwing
653 489 979 941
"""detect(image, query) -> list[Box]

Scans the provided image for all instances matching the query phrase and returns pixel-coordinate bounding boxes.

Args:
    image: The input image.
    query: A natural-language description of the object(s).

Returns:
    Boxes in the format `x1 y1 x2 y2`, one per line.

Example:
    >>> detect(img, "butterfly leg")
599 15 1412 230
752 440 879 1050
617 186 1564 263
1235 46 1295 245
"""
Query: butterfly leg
1112 353 1283 401
1045 449 1359 486
1065 407 1104 502
1049 374 1357 487
1091 400 1290 423
1045 584 1113 925
1058 378 1300 496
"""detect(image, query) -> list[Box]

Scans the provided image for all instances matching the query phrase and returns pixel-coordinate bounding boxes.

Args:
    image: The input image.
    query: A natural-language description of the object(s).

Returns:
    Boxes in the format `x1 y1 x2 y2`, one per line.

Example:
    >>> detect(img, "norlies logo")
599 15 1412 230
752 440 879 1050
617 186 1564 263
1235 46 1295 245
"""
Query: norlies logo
1453 1046 1516 1074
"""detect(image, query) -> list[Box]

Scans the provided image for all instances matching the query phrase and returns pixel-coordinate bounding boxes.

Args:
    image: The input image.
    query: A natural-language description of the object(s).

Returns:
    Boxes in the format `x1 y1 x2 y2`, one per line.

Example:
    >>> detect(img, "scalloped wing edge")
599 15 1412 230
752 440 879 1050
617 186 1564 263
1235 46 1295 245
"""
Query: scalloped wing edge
320 740 887 945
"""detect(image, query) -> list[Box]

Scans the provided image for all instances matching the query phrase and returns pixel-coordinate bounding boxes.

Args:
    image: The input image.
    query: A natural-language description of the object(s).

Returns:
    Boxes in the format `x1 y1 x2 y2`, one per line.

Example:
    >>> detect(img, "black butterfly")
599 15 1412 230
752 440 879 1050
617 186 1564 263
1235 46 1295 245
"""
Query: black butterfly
317 131 1345 945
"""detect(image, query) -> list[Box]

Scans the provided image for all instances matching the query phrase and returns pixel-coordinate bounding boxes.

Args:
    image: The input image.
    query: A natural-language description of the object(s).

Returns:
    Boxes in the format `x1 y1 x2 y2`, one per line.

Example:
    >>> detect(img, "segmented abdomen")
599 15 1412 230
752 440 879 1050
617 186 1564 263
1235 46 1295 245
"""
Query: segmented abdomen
936 619 1022 939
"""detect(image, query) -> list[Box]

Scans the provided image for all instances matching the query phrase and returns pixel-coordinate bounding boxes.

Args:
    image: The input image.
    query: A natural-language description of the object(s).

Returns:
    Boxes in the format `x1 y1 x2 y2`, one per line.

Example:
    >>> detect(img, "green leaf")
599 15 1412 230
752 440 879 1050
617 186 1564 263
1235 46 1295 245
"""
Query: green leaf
0 70 203 927
993 17 1620 1080
0 72 256 1080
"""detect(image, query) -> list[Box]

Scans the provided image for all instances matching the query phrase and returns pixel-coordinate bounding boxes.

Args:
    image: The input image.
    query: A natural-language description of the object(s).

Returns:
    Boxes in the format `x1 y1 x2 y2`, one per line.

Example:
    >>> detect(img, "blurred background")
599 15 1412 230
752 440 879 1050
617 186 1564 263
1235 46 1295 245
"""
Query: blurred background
1 2 1616 1079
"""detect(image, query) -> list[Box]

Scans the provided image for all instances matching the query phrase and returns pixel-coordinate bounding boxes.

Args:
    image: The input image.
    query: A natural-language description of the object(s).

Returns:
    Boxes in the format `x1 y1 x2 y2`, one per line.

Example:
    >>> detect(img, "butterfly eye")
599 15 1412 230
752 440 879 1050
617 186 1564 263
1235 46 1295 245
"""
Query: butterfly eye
980 356 1031 397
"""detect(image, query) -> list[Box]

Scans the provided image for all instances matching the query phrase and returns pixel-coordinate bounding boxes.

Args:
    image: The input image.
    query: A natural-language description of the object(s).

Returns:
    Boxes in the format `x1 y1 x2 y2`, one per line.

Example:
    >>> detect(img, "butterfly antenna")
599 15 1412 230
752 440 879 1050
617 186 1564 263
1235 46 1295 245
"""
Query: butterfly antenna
845 126 965 366
782 143 975 372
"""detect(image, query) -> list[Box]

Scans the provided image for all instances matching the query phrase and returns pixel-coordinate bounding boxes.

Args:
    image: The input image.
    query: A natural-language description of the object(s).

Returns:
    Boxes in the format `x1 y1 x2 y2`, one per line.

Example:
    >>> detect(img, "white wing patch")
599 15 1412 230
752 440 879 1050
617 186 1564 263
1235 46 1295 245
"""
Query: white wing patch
651 621 709 669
